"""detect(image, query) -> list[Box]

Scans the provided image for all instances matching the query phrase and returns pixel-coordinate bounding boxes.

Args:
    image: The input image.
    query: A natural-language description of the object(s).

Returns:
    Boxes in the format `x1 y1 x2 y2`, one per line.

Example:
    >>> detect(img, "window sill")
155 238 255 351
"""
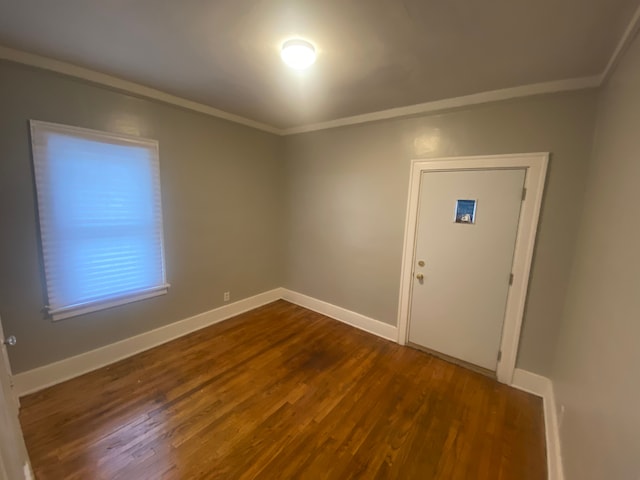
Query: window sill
49 284 170 321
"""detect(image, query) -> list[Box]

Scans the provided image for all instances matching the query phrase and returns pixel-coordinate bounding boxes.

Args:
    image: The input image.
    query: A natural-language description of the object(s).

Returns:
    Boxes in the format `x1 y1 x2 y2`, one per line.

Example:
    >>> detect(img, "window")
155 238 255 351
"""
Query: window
30 121 169 321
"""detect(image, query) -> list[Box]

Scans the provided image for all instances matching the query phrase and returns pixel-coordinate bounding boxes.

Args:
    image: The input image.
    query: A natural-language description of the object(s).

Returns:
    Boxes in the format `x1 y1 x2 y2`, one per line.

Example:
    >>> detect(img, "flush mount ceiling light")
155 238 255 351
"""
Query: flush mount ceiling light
281 39 316 70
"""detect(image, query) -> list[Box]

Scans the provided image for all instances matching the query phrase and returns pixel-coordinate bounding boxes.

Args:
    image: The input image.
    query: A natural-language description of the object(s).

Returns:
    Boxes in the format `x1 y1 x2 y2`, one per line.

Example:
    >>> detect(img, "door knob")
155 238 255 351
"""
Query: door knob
3 336 16 347
415 273 424 281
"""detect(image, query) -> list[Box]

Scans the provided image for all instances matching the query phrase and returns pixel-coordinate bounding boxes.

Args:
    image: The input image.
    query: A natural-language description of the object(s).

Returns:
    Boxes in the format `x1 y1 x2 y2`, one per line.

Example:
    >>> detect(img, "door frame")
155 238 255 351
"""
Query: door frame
396 153 548 384
0 315 32 479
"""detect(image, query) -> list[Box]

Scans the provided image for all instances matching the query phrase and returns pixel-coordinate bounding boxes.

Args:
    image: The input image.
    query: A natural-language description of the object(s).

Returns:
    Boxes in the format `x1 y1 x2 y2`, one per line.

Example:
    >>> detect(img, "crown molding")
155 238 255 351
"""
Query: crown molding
6 16 639 138
282 76 601 135
0 45 281 135
600 3 640 84
286 7 640 134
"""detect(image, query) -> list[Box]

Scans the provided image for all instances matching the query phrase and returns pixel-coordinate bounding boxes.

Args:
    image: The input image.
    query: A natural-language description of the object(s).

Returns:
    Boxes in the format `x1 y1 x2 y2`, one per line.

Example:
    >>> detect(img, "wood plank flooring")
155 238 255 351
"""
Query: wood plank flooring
20 300 546 479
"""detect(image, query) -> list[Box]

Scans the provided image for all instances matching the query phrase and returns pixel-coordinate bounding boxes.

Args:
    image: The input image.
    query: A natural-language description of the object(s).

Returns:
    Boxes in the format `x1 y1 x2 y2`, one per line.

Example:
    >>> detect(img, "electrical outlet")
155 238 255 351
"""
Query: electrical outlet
223 291 230 302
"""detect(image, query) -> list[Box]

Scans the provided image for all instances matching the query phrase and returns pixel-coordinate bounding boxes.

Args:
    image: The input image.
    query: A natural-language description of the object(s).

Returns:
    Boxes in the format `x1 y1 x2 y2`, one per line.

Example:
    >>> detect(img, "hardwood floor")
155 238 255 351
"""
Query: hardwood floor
20 300 546 479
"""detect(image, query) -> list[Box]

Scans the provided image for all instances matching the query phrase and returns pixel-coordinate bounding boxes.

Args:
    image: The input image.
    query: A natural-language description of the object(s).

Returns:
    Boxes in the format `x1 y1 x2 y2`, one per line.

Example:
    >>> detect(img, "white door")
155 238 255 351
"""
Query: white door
408 168 525 371
0 317 31 480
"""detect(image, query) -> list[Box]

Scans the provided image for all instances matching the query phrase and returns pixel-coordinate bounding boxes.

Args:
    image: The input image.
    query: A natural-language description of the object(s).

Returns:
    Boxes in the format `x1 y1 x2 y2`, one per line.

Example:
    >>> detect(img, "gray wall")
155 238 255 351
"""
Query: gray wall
284 91 598 375
551 32 640 480
0 59 602 380
0 61 285 373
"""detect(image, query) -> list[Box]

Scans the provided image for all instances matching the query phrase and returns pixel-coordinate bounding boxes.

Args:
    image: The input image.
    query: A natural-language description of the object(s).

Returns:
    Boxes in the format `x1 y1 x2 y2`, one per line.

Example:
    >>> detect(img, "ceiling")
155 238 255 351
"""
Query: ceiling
0 0 638 129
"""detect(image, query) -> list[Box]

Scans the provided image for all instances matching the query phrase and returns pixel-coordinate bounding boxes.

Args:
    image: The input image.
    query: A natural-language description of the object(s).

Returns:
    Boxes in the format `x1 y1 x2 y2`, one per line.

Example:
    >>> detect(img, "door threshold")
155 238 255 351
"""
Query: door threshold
407 342 496 379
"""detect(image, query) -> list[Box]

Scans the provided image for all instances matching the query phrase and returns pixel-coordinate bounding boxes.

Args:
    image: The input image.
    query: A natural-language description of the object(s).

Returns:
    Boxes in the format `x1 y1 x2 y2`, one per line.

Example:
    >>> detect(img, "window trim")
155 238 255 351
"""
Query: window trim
49 284 170 321
30 120 170 321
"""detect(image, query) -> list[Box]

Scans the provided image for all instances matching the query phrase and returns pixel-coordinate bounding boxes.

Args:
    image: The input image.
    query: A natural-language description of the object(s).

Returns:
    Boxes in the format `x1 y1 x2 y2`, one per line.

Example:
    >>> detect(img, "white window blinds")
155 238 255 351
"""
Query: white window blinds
30 121 169 321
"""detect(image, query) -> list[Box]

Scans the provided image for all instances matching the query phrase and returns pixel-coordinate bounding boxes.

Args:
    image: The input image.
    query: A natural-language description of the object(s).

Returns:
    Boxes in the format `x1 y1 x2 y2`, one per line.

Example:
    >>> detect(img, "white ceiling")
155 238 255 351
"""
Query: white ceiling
0 0 638 129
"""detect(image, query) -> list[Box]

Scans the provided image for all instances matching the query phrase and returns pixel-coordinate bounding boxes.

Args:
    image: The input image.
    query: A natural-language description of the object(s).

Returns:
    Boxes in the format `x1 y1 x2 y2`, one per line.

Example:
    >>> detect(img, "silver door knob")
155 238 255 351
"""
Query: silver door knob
3 336 16 347
415 273 424 281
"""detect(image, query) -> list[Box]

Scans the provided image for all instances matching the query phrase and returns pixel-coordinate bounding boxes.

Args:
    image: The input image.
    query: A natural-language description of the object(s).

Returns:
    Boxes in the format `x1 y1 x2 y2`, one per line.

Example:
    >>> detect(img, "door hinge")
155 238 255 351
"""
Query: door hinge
521 187 527 201
509 273 514 285
497 350 502 362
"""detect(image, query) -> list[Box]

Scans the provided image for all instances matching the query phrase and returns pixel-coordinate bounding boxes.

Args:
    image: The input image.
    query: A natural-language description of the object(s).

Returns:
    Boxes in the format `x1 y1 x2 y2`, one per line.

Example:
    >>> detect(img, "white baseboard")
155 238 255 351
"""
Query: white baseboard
13 287 398 397
12 288 283 397
511 369 564 480
280 289 398 341
13 288 560 480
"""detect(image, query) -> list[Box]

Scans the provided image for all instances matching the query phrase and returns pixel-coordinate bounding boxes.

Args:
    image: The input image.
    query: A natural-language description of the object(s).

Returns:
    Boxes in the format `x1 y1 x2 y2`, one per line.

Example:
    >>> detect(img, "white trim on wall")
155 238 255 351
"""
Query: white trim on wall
280 289 398 341
0 45 601 137
5 2 640 138
11 287 561 480
0 45 280 135
10 287 561 480
11 288 284 397
12 288 401 397
396 153 549 385
511 369 565 480
600 3 640 84
281 77 600 135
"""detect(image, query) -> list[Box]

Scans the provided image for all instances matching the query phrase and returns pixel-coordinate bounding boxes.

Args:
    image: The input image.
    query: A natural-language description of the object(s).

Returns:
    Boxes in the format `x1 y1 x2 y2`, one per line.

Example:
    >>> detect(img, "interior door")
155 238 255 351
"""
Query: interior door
408 168 525 371
0 317 31 480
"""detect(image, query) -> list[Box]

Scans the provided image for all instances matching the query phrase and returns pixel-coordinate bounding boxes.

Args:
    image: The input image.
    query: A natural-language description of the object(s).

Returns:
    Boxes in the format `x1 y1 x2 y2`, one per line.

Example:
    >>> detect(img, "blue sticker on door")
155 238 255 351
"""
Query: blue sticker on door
454 199 477 224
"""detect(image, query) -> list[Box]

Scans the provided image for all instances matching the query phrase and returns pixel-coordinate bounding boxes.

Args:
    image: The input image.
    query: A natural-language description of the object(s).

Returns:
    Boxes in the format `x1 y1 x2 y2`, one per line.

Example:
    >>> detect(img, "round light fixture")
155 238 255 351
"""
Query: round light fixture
281 39 316 70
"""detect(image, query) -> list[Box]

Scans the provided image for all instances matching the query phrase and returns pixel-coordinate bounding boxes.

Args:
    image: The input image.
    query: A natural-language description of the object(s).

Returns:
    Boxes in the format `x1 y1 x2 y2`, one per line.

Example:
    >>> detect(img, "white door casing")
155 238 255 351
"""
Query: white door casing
0 317 31 480
397 153 548 384
408 168 525 371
